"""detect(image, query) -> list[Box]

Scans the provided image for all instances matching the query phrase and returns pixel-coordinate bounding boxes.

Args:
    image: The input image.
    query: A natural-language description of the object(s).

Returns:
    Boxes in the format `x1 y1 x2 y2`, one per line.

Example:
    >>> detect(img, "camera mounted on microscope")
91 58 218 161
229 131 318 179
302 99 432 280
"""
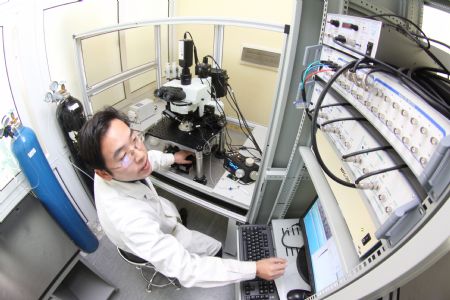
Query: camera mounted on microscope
195 56 212 79
179 36 194 85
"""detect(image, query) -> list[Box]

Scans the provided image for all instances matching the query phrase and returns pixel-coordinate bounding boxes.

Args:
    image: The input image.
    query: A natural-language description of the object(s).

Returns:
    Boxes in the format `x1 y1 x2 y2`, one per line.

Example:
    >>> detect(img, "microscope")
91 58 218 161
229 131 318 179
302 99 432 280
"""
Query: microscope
150 34 228 184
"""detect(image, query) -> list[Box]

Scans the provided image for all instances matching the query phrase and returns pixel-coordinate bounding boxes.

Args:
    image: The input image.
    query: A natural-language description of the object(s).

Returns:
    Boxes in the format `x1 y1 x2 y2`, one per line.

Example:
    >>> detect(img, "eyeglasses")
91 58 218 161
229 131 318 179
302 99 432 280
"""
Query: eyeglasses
110 130 145 170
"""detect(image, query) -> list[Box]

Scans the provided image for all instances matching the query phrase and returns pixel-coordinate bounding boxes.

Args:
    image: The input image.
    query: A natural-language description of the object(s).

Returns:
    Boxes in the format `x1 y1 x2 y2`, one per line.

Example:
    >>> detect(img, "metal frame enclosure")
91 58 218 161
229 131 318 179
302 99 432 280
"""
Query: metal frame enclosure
73 17 287 117
247 0 326 224
73 16 290 222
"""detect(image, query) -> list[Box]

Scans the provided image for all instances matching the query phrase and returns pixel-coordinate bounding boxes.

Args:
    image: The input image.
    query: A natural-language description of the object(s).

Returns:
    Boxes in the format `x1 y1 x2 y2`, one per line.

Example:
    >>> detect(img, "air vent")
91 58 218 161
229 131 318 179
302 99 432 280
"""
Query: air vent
241 46 280 68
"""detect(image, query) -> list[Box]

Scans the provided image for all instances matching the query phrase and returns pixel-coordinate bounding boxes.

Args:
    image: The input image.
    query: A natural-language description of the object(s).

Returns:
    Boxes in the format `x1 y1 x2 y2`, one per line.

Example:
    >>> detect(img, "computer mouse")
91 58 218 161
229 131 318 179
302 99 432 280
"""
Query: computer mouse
287 289 311 300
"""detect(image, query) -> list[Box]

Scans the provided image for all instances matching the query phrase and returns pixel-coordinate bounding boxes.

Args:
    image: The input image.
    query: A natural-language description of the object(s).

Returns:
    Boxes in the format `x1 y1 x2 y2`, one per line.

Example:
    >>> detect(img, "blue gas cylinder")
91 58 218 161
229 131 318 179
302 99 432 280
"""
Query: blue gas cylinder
11 125 98 253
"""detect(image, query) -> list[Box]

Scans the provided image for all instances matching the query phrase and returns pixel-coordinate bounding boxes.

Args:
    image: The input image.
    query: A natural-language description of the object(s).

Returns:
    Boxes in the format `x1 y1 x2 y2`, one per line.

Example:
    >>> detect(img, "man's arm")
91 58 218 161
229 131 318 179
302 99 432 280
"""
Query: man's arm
117 204 257 288
148 150 192 171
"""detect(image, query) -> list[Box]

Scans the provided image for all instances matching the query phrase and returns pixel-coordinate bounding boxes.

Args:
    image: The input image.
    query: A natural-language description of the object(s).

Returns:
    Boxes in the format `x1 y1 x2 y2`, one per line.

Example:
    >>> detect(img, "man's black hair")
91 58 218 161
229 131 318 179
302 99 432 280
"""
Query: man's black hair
78 106 130 171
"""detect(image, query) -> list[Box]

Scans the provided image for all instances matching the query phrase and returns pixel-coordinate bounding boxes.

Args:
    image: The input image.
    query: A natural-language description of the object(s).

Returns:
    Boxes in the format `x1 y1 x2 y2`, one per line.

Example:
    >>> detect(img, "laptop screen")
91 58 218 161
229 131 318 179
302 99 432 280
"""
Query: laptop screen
301 197 344 292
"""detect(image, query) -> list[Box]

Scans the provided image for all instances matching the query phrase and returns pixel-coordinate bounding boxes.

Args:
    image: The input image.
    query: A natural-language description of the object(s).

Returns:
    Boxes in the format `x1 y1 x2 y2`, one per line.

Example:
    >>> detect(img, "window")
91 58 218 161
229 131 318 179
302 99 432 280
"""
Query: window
422 5 450 53
0 27 20 190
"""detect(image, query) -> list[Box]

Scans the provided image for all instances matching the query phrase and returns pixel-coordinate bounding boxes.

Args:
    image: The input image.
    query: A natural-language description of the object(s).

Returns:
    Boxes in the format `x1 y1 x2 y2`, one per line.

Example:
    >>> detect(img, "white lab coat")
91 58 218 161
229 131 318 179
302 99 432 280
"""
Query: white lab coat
95 150 256 288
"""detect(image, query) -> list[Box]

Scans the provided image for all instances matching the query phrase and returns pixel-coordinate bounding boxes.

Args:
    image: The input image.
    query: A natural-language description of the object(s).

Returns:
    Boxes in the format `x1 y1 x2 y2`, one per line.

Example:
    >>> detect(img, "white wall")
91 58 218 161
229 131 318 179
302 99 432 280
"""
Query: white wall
422 5 450 53
0 0 169 224
44 0 169 112
175 0 294 126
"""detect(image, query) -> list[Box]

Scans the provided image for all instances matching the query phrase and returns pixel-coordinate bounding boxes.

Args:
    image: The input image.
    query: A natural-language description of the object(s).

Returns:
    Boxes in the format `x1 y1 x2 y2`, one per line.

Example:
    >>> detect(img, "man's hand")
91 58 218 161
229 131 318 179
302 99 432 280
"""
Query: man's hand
174 150 193 164
256 257 287 281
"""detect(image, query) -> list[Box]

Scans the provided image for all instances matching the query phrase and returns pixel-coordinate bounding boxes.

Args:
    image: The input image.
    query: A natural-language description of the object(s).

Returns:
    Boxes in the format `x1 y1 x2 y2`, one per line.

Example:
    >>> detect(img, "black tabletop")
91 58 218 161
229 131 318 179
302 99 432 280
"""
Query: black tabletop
147 116 223 151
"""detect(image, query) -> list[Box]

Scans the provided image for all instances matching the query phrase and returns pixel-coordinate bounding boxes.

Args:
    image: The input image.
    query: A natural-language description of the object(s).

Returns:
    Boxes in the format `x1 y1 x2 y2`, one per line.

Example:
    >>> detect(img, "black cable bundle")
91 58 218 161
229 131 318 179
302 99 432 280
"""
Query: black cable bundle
311 59 410 188
304 13 450 189
204 55 262 155
333 39 450 119
407 67 450 112
311 60 359 188
365 14 450 118
225 84 262 155
368 14 449 74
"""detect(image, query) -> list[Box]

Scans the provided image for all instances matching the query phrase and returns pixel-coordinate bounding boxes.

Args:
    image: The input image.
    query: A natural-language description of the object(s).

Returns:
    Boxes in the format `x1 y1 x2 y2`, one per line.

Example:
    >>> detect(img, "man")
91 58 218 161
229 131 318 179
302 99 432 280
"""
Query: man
79 107 286 288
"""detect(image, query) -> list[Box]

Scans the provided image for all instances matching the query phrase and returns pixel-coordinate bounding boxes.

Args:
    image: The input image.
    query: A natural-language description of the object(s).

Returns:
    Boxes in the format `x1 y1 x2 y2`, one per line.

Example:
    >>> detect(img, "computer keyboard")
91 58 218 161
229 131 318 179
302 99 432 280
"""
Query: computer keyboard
238 225 279 300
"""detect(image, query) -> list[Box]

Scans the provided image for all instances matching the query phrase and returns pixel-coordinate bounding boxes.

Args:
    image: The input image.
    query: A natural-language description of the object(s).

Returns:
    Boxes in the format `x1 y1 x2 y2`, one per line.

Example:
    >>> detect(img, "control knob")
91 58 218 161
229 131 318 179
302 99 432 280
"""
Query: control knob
249 171 258 181
235 169 245 179
245 157 255 167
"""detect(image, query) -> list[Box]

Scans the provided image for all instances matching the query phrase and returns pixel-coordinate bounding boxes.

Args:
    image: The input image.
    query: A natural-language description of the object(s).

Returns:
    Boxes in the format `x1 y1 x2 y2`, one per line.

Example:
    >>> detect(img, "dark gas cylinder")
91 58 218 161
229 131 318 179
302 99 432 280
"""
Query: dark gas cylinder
56 95 94 198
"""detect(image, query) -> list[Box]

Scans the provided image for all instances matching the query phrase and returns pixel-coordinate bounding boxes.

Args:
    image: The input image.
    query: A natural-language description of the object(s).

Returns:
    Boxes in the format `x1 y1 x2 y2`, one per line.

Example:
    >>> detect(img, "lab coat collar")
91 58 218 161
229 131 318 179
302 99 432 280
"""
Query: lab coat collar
103 176 152 200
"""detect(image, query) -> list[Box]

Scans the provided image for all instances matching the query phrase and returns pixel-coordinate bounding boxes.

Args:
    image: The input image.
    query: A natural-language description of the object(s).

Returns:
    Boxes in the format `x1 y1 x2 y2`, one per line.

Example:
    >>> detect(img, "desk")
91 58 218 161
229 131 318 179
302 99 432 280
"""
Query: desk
145 121 266 221
147 115 223 151
212 125 266 208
